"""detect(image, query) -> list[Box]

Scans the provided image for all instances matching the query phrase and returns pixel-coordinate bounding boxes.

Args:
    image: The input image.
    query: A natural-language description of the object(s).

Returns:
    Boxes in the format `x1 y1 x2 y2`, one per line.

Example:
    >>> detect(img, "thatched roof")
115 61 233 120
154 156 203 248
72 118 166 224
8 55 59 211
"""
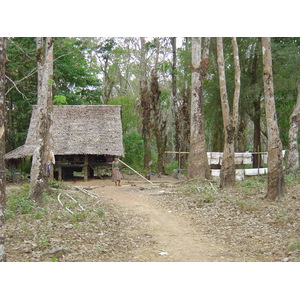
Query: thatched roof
5 105 124 159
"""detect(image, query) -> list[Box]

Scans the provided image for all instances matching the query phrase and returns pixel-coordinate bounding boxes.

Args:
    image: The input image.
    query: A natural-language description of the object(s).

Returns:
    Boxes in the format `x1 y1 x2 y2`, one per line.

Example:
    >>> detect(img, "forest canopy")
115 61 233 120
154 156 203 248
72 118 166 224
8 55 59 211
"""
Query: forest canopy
4 37 300 172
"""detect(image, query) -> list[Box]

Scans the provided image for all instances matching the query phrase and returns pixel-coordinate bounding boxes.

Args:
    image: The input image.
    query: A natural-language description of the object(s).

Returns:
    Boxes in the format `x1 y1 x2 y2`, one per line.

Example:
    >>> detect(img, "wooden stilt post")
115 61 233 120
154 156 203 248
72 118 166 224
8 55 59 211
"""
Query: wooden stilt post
58 156 62 181
84 155 89 182
49 164 54 181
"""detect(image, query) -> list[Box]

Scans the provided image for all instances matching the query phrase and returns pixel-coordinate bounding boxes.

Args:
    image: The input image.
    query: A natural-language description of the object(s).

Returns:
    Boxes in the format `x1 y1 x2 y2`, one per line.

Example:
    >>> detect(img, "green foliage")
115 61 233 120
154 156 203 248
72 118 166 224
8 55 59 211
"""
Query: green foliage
71 211 88 222
290 239 300 250
164 161 179 175
235 198 254 211
179 180 218 203
34 210 44 220
97 207 105 217
5 37 300 172
49 180 60 188
53 95 67 106
6 184 36 219
34 234 50 248
285 173 300 185
108 96 139 133
123 131 144 170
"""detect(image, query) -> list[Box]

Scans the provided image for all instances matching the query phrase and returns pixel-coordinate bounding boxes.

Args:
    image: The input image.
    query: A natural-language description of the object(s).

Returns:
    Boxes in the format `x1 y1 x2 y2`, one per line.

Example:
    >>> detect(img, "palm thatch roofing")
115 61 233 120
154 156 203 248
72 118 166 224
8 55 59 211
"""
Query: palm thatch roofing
5 105 124 160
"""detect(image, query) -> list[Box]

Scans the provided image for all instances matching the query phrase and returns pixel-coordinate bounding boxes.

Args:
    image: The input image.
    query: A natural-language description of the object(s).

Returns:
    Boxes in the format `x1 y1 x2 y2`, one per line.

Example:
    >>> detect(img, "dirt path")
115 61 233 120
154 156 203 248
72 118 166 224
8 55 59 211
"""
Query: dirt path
91 183 236 262
7 175 299 262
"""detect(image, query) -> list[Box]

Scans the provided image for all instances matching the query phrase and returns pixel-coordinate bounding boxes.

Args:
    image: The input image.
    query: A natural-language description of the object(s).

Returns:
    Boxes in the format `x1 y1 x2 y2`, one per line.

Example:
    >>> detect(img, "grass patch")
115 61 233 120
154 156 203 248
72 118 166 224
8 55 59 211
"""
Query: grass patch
285 173 300 185
290 239 300 250
239 176 266 189
6 184 37 219
97 207 105 217
235 198 254 212
179 179 218 204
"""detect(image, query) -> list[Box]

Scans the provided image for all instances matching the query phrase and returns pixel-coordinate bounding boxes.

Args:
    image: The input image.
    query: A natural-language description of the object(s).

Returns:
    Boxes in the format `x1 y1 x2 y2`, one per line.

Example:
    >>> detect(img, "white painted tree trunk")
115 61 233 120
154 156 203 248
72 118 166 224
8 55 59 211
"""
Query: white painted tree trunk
0 37 6 262
261 37 286 199
287 84 300 174
188 37 211 179
29 38 54 204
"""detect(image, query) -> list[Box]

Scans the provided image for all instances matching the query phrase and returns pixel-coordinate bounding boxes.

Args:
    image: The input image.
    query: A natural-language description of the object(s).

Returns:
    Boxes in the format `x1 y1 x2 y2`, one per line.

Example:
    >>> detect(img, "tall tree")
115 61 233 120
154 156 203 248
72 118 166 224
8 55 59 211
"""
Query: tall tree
188 37 211 179
139 37 152 170
217 37 241 188
286 83 300 174
171 37 181 160
261 37 286 199
150 38 169 174
250 39 263 167
0 37 6 262
177 37 191 167
29 37 54 204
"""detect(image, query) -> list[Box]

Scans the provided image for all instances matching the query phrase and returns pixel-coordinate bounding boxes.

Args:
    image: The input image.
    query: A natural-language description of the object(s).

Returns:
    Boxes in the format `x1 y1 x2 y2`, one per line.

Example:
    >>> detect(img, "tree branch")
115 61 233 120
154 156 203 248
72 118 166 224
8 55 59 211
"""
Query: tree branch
5 75 29 100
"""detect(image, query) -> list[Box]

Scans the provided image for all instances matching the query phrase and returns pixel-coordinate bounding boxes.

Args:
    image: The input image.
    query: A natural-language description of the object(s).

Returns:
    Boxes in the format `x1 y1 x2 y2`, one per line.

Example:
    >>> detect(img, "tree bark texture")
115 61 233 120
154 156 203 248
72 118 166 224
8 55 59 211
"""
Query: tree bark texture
0 37 6 262
177 38 191 168
188 37 211 180
140 37 152 170
29 37 54 204
251 41 263 168
47 38 54 181
217 37 241 188
261 37 286 199
286 84 300 174
171 38 181 162
150 69 167 174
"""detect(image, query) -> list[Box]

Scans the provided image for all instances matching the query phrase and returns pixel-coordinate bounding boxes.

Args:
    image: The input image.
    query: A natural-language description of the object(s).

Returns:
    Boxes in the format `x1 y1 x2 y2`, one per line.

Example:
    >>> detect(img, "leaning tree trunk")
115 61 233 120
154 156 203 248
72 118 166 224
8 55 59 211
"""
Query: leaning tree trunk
0 37 6 262
140 37 152 170
261 37 286 199
286 84 300 174
217 37 241 188
188 37 211 180
29 37 54 204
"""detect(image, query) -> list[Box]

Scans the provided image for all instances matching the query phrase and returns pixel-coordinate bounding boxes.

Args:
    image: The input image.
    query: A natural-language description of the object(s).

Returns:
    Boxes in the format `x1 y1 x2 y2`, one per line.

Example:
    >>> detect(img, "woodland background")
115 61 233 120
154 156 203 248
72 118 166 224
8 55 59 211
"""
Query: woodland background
4 37 300 173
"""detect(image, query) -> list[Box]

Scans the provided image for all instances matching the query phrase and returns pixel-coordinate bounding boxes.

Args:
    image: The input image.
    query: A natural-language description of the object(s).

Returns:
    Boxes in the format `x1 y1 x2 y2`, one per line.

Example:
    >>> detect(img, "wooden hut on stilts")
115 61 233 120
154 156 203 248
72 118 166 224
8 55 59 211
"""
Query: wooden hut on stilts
5 105 124 181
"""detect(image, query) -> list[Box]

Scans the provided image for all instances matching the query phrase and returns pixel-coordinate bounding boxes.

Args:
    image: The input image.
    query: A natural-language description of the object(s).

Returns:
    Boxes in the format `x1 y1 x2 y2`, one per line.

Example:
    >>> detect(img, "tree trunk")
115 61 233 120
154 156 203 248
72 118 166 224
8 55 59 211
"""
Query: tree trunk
261 37 286 199
180 88 190 167
29 37 54 204
179 38 191 167
171 37 181 164
251 41 263 168
140 37 152 170
46 37 54 181
151 38 169 174
150 69 167 174
0 37 6 262
217 37 241 188
237 118 247 152
253 95 262 167
188 37 211 180
286 84 300 174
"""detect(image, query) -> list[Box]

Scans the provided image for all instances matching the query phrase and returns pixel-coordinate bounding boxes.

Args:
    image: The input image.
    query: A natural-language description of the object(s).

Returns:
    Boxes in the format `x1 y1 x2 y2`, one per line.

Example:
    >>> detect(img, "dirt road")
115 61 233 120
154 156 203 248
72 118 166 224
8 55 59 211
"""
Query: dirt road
91 183 236 262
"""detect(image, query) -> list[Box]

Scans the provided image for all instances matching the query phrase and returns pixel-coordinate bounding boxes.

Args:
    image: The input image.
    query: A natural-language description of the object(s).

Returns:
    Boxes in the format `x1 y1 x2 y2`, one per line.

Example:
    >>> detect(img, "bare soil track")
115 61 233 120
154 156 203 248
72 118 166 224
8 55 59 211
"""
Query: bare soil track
5 174 300 262
94 184 234 261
